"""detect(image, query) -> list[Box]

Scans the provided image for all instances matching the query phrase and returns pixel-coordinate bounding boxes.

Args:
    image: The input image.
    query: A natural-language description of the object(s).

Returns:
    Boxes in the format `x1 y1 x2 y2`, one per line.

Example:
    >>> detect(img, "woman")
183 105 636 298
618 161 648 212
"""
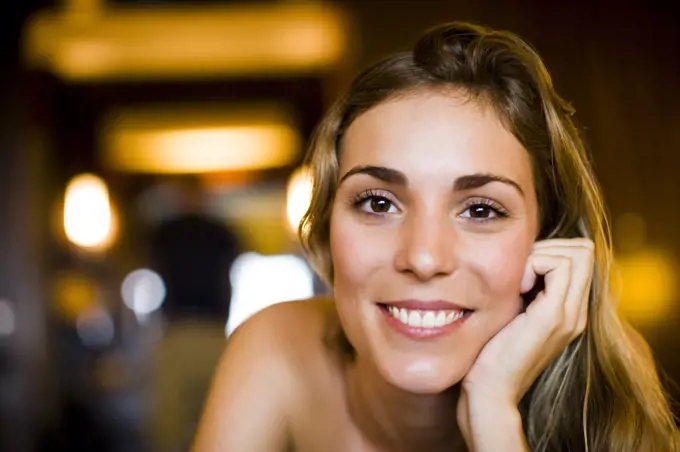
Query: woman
193 22 679 451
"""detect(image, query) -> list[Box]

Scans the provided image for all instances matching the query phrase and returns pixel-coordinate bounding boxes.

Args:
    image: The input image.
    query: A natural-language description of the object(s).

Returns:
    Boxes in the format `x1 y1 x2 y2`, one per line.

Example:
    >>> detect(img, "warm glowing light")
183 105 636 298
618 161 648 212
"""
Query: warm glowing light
101 105 301 174
63 173 113 249
105 126 299 173
286 166 314 233
613 249 677 323
24 3 349 81
53 272 97 321
614 212 648 253
226 253 314 337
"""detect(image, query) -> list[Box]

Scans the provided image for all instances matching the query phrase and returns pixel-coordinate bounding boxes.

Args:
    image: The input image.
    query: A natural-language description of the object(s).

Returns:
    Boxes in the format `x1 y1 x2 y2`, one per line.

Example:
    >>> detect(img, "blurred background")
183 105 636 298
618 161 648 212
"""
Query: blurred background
0 0 678 451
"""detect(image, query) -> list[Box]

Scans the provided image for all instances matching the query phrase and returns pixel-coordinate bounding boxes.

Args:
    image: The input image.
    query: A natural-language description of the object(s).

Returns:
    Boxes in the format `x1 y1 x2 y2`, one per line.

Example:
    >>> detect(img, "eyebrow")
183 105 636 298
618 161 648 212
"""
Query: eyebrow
454 173 525 197
338 165 524 197
338 165 407 185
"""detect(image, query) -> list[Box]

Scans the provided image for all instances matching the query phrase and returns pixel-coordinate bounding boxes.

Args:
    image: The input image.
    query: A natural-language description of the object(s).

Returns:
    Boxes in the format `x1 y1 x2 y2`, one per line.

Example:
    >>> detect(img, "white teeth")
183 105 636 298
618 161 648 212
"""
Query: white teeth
399 308 408 323
422 311 436 328
386 306 466 329
408 311 422 327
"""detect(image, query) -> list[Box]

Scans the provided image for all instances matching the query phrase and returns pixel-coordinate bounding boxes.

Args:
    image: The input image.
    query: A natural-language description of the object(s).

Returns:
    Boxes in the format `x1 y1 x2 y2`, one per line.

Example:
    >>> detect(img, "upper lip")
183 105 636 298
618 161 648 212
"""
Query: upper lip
380 299 471 311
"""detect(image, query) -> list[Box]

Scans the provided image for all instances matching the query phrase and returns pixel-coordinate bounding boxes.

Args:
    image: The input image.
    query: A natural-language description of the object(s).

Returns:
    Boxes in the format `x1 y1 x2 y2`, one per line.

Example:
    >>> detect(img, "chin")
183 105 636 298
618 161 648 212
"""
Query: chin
378 354 471 395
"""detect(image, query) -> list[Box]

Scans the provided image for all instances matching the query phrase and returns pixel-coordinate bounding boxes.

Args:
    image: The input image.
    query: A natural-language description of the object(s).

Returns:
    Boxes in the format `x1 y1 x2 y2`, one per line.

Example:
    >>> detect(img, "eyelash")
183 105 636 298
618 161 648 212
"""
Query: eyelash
351 191 510 223
461 198 510 223
351 189 397 214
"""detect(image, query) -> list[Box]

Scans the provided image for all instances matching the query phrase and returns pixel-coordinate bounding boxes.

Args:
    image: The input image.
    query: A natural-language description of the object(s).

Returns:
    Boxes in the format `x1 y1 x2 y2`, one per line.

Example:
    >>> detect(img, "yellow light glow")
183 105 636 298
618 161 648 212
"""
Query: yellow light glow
101 105 301 174
286 166 314 233
53 272 97 321
63 173 114 249
113 126 298 173
24 3 349 81
612 249 677 323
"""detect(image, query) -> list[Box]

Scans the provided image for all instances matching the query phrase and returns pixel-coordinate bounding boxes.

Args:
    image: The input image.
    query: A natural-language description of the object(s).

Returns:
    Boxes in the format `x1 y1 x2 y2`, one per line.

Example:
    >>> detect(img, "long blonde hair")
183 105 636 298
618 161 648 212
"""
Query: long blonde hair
299 21 679 451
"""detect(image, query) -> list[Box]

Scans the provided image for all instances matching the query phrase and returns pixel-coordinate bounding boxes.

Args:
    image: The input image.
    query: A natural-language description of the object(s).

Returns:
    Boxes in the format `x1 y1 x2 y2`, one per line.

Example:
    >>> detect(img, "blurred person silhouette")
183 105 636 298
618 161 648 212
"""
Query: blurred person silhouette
147 175 240 452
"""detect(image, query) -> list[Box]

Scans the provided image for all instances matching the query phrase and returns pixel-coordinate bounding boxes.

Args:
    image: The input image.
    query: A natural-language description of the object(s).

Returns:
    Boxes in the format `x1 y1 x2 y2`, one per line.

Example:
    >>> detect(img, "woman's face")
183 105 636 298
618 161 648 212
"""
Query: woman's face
330 91 539 394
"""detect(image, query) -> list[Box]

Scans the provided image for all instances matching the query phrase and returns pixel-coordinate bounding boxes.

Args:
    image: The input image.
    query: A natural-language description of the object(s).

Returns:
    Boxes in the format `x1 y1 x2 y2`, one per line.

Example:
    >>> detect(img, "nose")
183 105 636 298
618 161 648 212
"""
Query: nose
394 212 458 281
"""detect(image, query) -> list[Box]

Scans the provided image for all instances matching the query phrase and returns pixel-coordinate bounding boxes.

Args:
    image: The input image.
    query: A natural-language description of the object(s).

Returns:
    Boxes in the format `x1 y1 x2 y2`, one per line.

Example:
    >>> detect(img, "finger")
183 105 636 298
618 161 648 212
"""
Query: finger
521 240 590 294
531 246 594 336
524 254 571 327
533 238 594 250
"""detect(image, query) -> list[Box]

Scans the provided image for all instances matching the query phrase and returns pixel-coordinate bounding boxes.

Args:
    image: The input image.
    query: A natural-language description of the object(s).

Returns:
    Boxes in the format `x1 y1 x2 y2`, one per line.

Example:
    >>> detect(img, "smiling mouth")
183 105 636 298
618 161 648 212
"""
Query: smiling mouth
378 303 472 338
381 304 467 327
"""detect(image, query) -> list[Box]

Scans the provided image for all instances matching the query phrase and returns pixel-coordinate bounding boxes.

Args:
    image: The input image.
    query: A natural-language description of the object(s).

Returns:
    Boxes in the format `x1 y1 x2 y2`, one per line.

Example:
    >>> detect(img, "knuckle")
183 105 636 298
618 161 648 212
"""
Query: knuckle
581 243 595 259
579 238 595 250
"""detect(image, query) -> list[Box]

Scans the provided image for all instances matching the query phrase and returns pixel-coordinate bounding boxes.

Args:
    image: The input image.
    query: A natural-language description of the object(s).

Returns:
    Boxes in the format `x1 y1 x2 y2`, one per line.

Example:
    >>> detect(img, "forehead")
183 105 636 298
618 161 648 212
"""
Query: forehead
340 92 532 184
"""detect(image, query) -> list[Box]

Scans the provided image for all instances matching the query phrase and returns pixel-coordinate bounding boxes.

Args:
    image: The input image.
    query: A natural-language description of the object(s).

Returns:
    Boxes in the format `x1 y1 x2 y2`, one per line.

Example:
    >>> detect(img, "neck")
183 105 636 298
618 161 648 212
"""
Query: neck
345 357 466 452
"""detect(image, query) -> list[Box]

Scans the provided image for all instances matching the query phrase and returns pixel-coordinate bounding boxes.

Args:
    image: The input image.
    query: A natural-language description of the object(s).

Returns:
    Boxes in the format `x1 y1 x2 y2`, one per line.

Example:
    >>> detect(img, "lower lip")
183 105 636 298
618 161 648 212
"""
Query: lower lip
379 305 471 340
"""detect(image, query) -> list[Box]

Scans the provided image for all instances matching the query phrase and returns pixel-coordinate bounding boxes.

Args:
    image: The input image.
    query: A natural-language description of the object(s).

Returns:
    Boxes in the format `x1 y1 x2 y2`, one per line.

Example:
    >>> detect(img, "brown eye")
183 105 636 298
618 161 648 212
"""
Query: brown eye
370 197 393 213
460 200 508 222
468 205 493 218
355 194 398 214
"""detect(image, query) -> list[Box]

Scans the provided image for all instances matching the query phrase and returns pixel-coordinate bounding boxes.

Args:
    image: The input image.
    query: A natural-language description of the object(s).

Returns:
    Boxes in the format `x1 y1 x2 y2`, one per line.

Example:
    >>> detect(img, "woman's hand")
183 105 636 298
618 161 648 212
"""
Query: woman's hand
457 238 595 451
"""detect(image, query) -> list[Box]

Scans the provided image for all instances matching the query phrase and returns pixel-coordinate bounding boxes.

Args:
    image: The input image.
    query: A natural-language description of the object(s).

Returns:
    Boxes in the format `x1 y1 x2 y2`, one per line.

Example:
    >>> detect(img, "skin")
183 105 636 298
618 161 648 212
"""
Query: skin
331 91 539 393
193 91 595 452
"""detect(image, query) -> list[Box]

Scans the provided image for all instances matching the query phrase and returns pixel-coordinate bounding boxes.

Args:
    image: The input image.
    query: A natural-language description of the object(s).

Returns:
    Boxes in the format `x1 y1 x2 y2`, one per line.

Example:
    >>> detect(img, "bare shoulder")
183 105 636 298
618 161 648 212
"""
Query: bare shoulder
193 298 337 451
231 298 336 355
249 297 335 331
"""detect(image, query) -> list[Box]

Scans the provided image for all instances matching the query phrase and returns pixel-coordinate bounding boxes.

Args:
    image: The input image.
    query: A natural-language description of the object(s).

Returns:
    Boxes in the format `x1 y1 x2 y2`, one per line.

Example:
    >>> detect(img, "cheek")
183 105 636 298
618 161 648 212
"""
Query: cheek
467 230 533 303
329 213 392 291
329 210 394 353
